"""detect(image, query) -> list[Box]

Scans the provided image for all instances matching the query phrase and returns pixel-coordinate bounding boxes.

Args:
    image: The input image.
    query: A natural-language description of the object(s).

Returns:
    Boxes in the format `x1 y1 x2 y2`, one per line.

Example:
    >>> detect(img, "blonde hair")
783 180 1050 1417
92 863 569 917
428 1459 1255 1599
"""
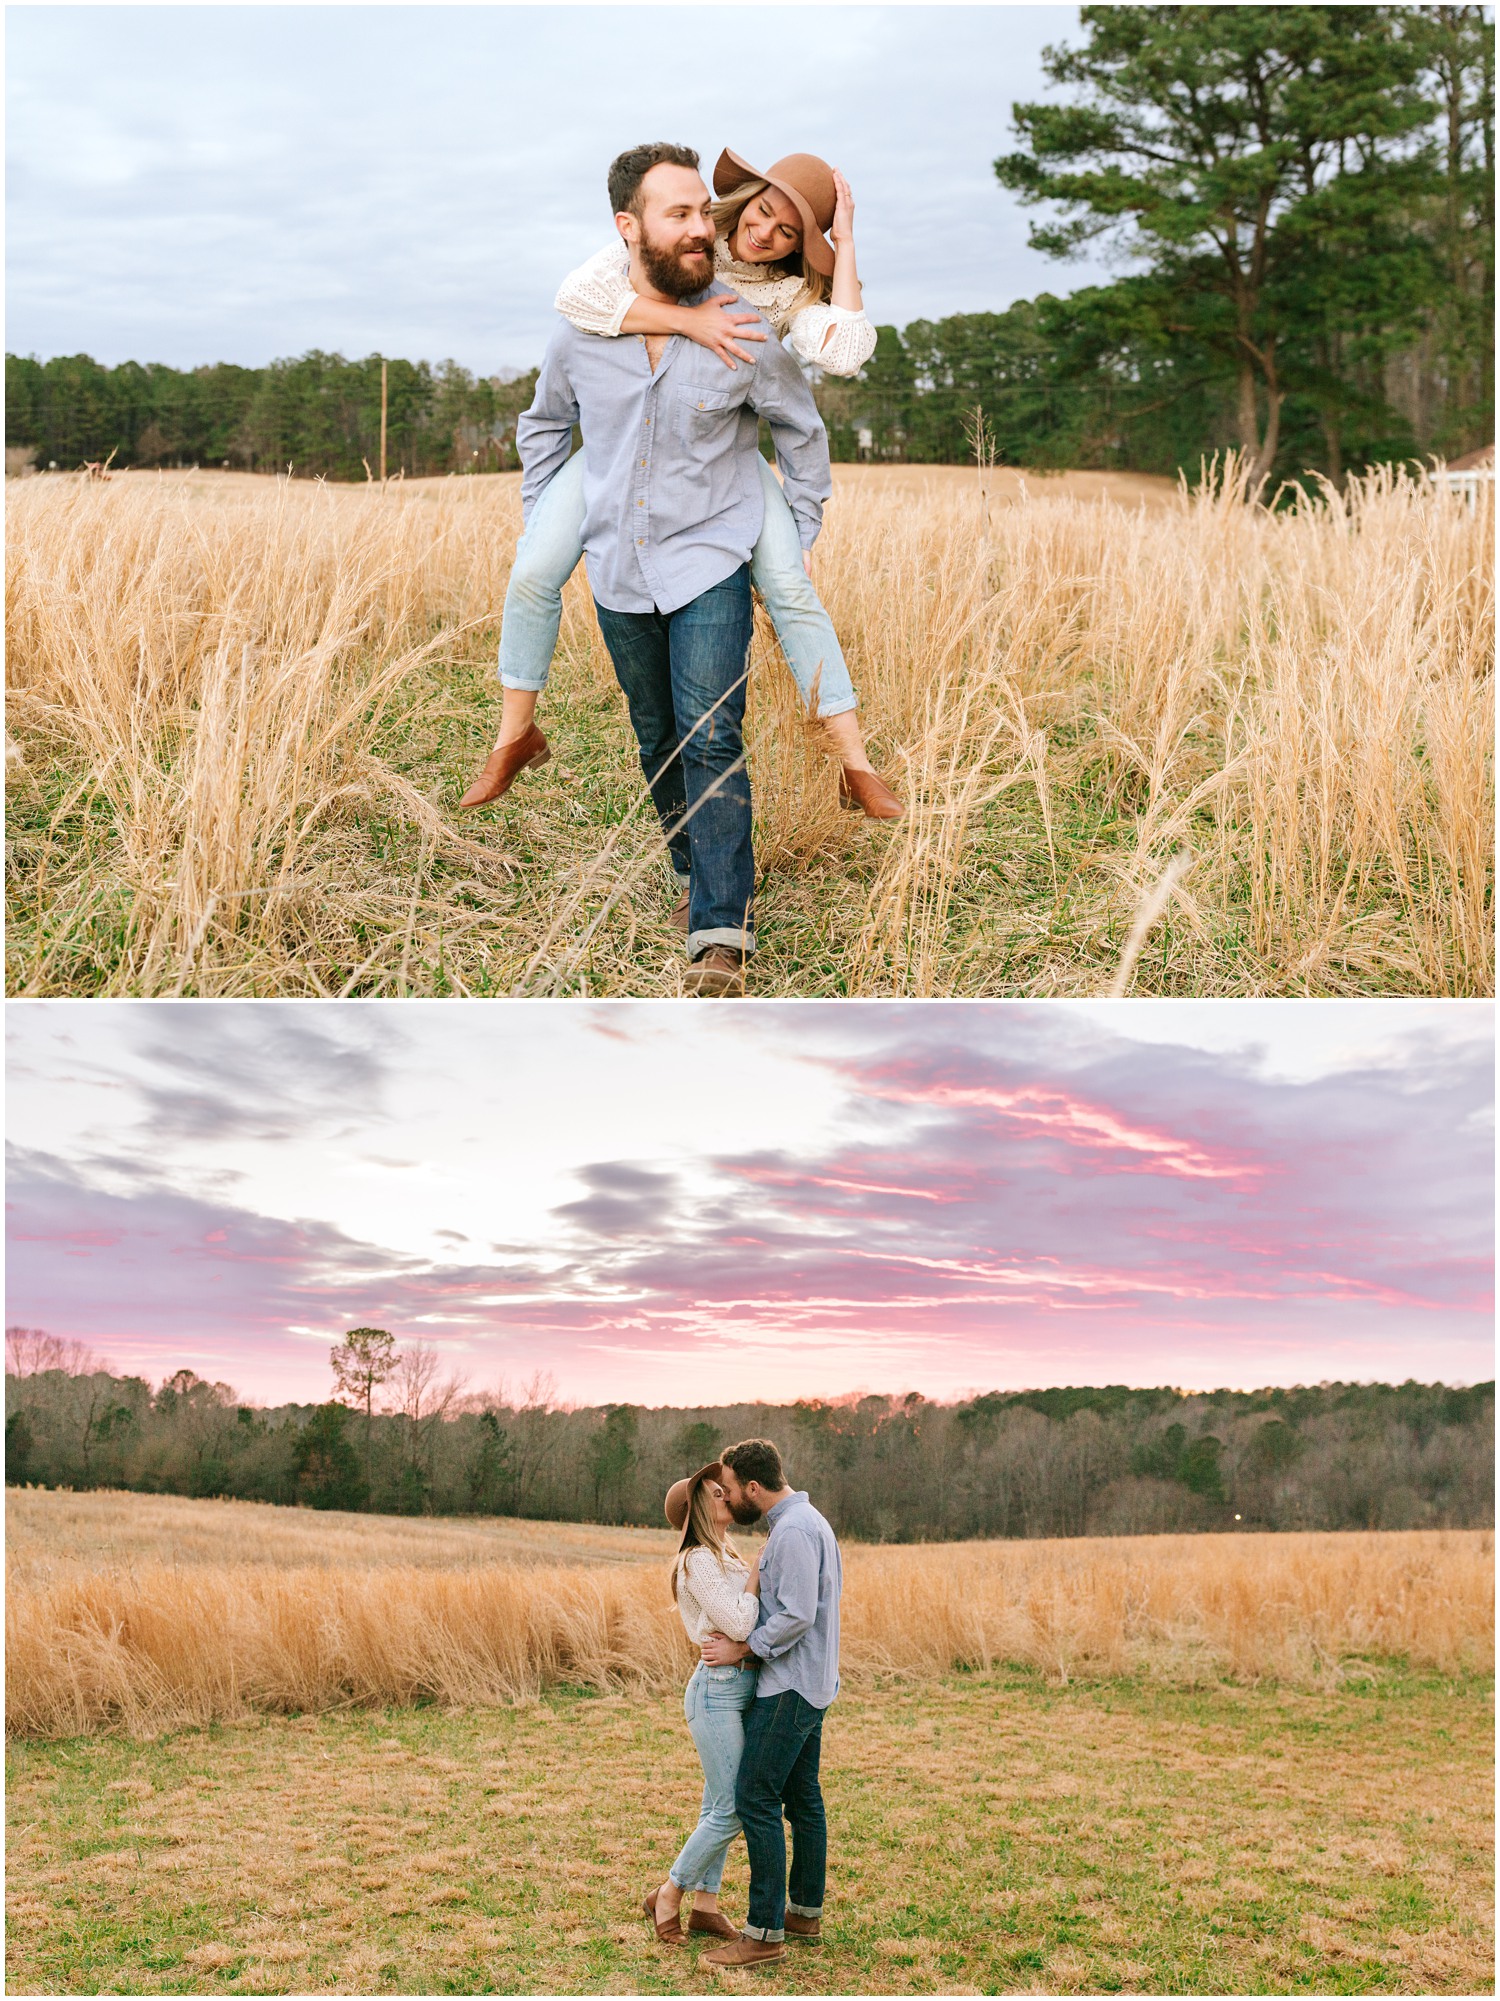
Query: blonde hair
670 1469 742 1603
709 178 831 319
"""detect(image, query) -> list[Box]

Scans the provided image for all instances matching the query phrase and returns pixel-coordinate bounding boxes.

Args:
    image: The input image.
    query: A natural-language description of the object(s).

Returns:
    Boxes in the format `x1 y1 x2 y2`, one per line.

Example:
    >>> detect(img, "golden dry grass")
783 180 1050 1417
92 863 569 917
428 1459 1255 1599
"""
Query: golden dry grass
6 460 1492 997
5 1486 678 1583
6 1489 1491 1740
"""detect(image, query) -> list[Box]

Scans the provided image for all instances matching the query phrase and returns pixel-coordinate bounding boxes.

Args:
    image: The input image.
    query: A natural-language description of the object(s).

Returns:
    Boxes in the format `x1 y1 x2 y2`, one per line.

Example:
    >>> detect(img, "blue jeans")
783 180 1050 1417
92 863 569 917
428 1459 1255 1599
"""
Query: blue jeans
499 449 858 717
593 568 756 961
669 1661 758 1894
734 1689 828 1942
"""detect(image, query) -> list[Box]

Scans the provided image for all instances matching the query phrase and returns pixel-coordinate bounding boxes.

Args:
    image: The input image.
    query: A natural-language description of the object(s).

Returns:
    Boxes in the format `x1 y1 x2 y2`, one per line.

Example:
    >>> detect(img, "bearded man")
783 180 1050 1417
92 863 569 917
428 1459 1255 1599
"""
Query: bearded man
515 143 833 996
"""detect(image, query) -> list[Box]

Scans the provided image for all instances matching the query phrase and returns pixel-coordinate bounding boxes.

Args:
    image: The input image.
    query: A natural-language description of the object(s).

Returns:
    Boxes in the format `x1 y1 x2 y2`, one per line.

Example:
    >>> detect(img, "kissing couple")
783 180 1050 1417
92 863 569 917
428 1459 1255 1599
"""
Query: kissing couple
640 1438 843 1967
459 140 905 996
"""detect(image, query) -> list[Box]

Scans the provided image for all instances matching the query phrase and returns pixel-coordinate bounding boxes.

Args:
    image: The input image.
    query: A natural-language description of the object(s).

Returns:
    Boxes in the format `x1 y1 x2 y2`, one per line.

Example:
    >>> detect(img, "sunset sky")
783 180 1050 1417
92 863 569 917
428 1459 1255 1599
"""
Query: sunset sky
6 1000 1492 1408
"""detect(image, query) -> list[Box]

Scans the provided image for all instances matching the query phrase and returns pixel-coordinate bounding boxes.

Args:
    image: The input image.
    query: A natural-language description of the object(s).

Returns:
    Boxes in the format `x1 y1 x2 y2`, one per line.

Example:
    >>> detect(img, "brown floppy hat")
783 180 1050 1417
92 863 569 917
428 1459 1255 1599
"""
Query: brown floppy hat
713 148 838 276
665 1460 723 1532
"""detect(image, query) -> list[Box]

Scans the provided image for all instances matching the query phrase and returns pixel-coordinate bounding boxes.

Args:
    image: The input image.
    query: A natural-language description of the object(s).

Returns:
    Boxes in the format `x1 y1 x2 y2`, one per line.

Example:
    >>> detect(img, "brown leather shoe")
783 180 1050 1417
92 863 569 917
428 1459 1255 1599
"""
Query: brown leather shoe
684 946 746 997
702 1935 785 1968
838 766 905 819
784 1913 822 1941
642 1887 686 1946
458 725 550 809
688 1909 741 1940
670 885 691 935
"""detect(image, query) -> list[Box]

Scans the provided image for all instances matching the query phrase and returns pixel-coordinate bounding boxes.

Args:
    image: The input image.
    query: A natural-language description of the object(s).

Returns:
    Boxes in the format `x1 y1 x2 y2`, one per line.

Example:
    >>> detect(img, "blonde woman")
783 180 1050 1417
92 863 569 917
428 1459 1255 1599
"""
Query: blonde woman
641 1462 763 1945
460 146 904 824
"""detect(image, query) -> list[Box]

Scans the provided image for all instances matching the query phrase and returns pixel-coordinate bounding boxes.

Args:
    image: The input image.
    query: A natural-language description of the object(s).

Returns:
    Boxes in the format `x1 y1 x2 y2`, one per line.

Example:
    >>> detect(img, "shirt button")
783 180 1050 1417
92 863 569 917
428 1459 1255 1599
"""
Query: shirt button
637 498 644 506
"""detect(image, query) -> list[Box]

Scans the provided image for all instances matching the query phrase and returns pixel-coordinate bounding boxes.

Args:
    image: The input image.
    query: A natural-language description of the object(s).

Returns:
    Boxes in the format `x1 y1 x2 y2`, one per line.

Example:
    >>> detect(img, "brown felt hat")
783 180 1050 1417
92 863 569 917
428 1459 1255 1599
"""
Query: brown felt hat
665 1460 723 1532
713 148 838 276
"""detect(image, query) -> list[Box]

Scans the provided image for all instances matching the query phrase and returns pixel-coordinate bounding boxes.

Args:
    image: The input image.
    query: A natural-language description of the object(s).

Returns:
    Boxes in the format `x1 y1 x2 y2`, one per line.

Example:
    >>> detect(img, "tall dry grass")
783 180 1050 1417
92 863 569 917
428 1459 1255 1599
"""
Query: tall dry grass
3 1486 677 1584
6 461 1492 996
7 1514 1490 1738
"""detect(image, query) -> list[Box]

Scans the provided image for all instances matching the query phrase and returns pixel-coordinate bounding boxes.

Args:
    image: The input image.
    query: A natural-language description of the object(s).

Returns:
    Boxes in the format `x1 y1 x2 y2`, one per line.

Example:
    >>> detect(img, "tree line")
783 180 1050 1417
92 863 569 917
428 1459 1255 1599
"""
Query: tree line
5 9 1490 490
3 352 540 483
5 1326 1491 1541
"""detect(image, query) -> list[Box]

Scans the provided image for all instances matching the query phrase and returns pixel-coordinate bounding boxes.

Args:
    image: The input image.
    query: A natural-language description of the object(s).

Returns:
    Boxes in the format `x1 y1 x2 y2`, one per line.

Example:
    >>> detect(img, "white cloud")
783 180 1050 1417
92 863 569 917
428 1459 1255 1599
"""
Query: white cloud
5 3 1106 370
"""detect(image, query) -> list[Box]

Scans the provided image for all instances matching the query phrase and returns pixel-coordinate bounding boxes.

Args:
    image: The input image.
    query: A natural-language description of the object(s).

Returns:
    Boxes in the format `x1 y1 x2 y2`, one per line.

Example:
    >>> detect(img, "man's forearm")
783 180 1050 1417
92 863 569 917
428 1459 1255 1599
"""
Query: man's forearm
518 435 570 509
760 401 830 549
516 343 579 522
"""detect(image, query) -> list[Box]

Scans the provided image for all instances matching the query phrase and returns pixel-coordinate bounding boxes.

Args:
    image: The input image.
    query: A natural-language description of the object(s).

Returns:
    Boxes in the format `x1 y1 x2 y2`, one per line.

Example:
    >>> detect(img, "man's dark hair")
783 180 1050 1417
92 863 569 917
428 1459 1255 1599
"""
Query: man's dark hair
721 1438 785 1490
608 142 701 219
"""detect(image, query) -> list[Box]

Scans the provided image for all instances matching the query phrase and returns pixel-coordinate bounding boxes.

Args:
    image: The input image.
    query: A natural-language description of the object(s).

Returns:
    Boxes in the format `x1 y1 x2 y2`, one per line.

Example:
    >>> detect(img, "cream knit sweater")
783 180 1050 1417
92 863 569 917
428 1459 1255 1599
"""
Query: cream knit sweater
673 1545 760 1645
554 236 877 379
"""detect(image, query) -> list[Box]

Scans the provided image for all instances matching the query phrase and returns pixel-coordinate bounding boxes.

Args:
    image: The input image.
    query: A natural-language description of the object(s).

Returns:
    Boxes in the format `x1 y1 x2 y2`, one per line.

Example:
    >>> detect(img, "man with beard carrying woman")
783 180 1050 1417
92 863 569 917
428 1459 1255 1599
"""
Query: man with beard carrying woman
501 144 857 997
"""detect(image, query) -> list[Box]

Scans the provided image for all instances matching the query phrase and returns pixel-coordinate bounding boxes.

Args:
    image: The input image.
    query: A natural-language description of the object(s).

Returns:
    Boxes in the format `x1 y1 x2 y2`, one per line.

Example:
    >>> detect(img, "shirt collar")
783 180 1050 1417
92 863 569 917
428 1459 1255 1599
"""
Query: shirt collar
762 1489 807 1527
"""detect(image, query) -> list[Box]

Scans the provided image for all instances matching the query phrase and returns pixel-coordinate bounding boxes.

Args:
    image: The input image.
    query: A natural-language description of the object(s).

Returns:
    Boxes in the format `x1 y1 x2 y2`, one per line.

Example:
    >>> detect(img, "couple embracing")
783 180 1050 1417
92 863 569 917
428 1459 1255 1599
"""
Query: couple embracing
459 140 904 996
643 1438 842 1968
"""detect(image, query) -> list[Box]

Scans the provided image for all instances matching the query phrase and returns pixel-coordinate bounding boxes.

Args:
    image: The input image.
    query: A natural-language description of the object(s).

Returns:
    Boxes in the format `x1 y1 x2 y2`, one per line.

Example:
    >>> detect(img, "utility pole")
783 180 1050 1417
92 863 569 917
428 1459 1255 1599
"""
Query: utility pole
380 358 388 487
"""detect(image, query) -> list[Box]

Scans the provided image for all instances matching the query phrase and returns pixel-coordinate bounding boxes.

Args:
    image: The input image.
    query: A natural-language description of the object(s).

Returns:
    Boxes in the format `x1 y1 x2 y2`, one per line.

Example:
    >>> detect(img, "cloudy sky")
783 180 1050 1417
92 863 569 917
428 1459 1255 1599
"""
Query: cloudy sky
5 3 1115 374
7 1000 1492 1408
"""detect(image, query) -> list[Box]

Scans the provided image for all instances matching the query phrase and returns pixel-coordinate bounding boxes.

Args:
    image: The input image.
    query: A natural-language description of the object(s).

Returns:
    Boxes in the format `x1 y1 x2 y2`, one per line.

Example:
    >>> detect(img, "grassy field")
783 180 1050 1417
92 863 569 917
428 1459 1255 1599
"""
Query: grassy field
6 460 1491 998
6 1671 1492 1995
4 1485 679 1582
6 1497 1493 1992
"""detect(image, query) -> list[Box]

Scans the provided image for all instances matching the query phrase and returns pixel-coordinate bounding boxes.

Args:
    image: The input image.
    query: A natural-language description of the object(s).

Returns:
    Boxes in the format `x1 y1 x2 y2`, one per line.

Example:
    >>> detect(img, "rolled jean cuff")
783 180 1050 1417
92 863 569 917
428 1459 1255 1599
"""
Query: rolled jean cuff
787 1902 822 1918
688 925 755 960
741 1925 785 1944
499 668 550 691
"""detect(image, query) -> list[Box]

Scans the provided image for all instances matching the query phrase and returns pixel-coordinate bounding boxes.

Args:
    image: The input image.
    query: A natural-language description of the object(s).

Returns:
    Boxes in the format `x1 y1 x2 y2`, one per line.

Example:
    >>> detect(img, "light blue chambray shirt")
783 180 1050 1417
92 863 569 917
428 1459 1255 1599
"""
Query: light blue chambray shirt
746 1490 842 1710
517 282 832 616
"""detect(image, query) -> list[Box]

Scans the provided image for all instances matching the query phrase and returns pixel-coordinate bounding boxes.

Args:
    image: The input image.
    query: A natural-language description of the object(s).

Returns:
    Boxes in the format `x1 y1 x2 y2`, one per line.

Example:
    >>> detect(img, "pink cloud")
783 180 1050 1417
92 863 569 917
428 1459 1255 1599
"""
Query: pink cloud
856 1077 1263 1185
6 1010 1492 1405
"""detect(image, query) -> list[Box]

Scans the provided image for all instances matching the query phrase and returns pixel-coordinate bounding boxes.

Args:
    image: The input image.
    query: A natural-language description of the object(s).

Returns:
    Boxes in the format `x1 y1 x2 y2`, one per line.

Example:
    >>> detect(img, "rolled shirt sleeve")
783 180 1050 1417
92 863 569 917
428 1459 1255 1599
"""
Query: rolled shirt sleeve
516 329 581 525
746 340 832 551
747 1529 820 1661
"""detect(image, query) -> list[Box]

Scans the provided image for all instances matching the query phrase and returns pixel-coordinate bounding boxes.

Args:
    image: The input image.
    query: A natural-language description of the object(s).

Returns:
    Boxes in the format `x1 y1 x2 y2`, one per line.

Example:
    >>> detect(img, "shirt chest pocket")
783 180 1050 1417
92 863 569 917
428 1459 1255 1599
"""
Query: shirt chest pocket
678 382 740 444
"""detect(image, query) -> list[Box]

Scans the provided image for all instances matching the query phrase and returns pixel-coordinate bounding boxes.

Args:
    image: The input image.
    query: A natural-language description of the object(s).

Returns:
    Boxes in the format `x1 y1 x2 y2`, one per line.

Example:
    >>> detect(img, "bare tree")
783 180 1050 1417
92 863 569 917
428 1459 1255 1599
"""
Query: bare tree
6 1327 101 1378
387 1342 468 1510
505 1370 559 1518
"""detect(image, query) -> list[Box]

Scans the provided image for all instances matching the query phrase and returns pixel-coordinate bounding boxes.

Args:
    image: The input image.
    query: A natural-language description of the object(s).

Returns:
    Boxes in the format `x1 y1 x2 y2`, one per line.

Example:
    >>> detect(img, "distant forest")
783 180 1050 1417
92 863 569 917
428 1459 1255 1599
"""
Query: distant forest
6 7 1491 487
5 1329 1492 1541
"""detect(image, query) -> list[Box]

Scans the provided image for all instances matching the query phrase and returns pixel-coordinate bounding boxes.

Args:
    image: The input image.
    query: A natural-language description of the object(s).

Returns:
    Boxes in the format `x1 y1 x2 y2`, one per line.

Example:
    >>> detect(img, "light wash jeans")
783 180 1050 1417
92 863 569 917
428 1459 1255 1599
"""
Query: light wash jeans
499 450 858 717
668 1660 759 1895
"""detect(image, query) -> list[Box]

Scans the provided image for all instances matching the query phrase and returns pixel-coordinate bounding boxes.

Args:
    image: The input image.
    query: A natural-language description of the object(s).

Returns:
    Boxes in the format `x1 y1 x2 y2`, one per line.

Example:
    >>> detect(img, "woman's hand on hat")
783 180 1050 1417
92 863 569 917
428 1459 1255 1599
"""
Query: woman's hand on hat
831 169 856 250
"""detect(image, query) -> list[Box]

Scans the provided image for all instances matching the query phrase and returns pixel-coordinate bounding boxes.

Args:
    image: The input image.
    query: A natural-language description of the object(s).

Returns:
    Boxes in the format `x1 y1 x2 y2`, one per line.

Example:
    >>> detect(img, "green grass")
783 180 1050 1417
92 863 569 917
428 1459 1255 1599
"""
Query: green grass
7 1669 1492 1993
